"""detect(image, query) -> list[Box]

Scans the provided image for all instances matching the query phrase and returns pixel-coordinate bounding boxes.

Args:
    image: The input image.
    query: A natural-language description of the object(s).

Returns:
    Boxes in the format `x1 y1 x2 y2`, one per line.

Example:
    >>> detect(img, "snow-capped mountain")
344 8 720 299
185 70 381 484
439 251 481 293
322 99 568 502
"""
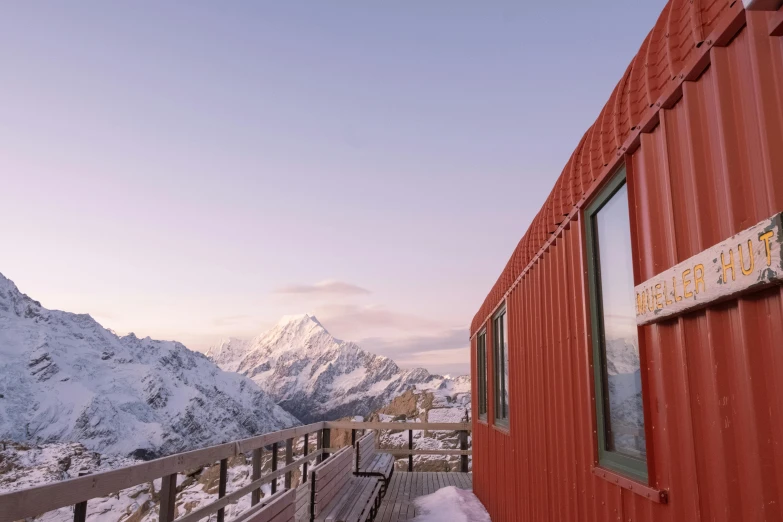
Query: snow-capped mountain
605 336 645 457
0 273 300 459
207 314 466 422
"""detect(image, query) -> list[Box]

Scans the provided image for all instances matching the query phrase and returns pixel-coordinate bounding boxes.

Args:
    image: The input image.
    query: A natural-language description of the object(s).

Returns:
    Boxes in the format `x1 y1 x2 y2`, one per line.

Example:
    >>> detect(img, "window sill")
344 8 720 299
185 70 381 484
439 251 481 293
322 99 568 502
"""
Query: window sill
491 423 510 435
477 417 488 426
592 467 668 504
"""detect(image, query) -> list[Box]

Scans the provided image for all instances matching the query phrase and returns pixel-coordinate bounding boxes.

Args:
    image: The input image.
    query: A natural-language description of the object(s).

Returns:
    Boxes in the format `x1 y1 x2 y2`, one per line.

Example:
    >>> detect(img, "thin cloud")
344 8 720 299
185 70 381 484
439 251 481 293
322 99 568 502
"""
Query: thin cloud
358 329 470 376
275 280 371 296
396 349 470 377
359 329 469 357
316 304 440 334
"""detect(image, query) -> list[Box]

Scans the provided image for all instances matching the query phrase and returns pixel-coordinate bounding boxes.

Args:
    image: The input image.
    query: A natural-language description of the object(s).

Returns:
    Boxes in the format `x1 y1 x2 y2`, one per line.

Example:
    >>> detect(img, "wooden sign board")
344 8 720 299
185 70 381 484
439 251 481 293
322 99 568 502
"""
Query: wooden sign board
635 212 783 325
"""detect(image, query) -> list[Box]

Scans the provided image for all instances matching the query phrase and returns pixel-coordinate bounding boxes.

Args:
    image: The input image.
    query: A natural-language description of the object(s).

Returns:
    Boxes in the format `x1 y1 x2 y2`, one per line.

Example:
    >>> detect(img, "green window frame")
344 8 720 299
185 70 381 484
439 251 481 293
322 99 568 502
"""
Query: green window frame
492 305 509 428
585 166 648 483
477 330 488 421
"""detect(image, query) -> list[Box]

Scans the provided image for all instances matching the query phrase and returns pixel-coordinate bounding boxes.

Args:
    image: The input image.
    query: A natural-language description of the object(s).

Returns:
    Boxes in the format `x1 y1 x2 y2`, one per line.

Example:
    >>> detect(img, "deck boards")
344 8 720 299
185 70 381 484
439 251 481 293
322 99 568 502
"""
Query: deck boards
375 472 472 522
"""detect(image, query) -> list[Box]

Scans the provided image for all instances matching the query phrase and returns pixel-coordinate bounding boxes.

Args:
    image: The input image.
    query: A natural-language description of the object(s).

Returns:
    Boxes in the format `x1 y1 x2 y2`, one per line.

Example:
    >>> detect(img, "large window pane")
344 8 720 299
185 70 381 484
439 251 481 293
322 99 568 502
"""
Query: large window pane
493 308 509 426
477 331 487 419
592 181 646 460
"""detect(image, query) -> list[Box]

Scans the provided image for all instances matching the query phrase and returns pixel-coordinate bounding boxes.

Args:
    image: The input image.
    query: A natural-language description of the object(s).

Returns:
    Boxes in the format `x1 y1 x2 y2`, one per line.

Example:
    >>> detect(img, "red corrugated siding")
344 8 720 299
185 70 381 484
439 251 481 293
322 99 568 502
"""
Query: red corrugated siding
471 4 783 521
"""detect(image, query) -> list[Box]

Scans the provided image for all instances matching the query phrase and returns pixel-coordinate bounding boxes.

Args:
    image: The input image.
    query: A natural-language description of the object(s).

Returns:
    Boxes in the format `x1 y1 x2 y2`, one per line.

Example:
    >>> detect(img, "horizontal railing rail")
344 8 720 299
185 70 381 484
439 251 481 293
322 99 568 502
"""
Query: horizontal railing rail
0 422 325 522
325 421 472 431
0 420 471 522
328 420 472 473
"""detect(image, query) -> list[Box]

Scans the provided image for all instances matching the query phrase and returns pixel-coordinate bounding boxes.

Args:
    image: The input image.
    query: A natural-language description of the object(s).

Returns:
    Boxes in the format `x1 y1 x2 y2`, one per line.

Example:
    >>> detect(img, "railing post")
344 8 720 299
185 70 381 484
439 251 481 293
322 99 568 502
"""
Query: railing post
303 433 309 482
317 428 323 463
285 437 294 489
73 500 87 522
459 430 469 473
408 430 413 472
251 448 262 506
271 442 279 494
217 458 228 522
322 428 331 460
351 428 356 446
159 473 177 522
72 471 89 522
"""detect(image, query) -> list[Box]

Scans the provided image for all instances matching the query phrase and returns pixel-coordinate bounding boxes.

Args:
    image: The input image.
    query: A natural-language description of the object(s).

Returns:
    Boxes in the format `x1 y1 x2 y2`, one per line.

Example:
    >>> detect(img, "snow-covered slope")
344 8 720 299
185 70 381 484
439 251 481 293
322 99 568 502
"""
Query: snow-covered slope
0 273 299 458
207 314 467 422
0 440 290 521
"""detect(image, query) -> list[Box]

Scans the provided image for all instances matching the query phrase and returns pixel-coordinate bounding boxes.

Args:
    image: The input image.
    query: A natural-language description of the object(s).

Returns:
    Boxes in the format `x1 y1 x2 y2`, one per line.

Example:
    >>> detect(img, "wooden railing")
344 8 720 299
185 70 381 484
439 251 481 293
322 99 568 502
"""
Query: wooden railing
0 420 472 522
326 421 472 473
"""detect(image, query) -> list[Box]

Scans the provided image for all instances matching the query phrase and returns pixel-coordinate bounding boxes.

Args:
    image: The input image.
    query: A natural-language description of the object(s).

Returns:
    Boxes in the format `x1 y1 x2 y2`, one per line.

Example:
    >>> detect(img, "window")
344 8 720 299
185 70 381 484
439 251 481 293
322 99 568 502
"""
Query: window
585 166 647 482
477 330 488 421
492 306 509 427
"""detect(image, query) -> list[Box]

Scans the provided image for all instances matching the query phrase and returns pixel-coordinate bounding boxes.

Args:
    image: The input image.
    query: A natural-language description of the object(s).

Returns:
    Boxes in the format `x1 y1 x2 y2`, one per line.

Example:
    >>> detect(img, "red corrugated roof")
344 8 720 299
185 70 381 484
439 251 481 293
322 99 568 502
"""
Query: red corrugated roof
470 0 734 336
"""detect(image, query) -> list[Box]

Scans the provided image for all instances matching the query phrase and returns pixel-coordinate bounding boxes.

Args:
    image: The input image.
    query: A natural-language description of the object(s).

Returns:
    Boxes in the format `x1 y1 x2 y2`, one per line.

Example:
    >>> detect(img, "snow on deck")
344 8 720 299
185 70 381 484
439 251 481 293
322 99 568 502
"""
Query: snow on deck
375 472 477 522
413 485 490 522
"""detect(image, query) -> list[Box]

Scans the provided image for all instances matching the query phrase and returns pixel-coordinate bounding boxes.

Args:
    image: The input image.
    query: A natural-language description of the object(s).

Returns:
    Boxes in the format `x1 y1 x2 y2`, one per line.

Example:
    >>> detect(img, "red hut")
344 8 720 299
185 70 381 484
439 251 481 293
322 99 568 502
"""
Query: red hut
470 1 783 521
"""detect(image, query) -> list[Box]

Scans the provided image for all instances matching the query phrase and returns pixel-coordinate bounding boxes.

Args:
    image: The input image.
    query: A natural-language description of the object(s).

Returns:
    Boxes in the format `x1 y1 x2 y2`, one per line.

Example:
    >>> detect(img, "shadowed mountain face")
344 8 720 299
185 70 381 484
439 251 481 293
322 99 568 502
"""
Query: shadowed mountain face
207 314 465 423
0 273 300 459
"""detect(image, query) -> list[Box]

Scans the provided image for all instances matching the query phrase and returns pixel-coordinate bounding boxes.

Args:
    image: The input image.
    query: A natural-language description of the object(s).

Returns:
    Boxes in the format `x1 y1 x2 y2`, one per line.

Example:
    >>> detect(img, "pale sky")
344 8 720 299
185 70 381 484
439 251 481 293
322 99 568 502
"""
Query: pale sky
0 1 666 375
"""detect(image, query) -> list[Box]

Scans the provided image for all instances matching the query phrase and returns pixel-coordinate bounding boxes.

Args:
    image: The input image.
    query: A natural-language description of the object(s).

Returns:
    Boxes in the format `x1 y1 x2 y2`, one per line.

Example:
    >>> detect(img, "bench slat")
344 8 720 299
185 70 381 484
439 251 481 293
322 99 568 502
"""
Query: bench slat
322 480 363 521
311 446 354 511
307 442 383 522
369 454 394 474
314 448 353 483
356 432 376 469
237 489 295 522
321 477 379 522
341 478 380 522
315 467 353 511
268 504 295 522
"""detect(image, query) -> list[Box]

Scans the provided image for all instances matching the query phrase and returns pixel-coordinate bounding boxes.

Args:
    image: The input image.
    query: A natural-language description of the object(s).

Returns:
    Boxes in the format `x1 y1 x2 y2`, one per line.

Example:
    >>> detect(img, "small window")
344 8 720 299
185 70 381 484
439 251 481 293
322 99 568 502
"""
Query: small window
492 306 509 427
477 330 488 420
585 166 647 482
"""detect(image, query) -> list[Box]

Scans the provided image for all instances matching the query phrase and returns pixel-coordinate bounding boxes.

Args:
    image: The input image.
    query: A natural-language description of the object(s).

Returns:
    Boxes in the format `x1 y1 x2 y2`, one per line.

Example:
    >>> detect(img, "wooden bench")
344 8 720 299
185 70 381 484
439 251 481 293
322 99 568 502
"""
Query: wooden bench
306 445 383 522
354 431 394 498
295 479 311 522
234 489 296 522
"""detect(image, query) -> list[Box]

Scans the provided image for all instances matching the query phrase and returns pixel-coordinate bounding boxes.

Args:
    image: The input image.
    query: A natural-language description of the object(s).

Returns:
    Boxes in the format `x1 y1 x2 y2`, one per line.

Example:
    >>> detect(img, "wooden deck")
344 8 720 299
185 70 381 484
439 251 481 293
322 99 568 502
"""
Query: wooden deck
375 472 472 522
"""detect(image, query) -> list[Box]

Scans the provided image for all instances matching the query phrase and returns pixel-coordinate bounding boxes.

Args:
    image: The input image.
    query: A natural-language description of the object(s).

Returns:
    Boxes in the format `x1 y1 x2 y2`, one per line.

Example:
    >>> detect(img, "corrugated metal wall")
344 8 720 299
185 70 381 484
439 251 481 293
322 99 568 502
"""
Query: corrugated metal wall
471 4 783 522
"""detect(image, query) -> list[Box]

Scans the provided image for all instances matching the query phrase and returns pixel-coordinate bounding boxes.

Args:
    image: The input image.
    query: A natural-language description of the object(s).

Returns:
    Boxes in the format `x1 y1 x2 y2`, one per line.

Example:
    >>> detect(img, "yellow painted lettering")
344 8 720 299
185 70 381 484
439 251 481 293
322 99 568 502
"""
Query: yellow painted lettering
759 230 774 267
694 263 706 293
721 249 736 282
664 279 673 306
738 240 754 276
673 276 682 302
654 283 664 310
683 268 694 298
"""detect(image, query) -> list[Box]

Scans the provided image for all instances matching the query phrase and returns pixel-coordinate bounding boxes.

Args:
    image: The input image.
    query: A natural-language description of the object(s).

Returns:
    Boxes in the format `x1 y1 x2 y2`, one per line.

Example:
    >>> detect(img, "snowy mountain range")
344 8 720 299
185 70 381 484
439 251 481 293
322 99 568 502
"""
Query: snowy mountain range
0 273 300 459
206 314 465 422
604 336 646 457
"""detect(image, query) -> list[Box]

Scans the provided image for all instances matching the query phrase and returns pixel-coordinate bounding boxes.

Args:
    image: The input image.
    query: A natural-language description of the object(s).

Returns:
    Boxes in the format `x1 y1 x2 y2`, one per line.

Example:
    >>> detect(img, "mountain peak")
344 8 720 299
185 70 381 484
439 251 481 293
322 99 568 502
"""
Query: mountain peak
0 271 21 298
0 272 300 457
208 314 446 422
277 313 324 329
266 314 331 343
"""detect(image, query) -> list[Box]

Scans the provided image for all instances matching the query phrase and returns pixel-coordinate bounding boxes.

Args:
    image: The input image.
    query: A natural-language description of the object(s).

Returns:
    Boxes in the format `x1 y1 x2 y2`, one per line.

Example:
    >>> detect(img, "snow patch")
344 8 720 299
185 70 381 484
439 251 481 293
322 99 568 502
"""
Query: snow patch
412 486 490 522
